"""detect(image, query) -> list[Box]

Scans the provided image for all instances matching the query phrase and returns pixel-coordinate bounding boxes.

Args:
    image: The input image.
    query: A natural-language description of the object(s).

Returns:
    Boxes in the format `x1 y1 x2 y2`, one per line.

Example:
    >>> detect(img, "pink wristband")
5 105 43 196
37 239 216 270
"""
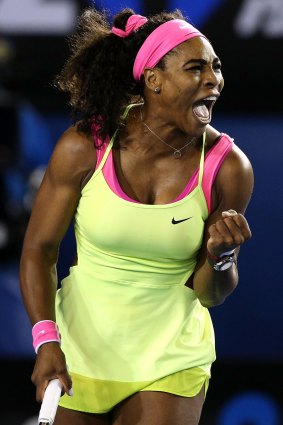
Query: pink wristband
32 320 61 354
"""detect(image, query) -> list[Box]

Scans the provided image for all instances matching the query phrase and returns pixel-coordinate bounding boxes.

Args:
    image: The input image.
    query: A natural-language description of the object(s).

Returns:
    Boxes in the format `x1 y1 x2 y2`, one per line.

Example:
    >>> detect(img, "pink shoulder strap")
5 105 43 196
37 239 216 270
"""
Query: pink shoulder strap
95 142 108 169
93 134 140 203
202 133 234 212
172 133 233 211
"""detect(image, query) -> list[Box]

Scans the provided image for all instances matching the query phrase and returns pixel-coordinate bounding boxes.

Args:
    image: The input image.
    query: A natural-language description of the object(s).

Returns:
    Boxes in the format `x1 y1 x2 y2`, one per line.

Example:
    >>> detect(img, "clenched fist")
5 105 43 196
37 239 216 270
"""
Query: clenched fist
207 209 252 257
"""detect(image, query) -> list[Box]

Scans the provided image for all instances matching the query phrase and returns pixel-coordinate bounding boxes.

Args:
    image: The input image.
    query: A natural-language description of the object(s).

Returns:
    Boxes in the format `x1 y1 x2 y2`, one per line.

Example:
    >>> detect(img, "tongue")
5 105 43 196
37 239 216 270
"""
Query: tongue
193 103 209 119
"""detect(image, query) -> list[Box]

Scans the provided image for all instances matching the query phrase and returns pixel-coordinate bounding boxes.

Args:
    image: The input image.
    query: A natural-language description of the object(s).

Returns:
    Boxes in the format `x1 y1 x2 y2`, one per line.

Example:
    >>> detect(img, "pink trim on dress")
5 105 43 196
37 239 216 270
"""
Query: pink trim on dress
105 150 140 203
173 134 233 212
95 134 233 210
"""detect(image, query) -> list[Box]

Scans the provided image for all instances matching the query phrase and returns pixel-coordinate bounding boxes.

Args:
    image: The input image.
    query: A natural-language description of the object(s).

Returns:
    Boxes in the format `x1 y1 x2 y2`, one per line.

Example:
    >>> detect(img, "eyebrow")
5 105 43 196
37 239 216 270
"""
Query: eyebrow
182 57 221 67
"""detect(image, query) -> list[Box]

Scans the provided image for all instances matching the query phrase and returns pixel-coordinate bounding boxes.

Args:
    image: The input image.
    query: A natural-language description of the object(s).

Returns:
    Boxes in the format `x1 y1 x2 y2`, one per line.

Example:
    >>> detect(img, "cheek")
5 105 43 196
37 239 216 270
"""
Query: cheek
162 74 198 106
163 85 183 104
168 82 197 103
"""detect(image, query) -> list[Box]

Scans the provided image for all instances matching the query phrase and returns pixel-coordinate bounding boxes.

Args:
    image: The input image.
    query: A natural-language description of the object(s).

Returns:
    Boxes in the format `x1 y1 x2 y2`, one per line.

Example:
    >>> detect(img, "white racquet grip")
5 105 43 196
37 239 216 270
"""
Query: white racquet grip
38 378 62 425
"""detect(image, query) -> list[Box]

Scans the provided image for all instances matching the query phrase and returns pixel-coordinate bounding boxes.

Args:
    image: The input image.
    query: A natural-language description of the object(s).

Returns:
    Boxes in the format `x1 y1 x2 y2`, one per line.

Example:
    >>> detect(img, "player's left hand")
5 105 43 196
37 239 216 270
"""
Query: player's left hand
207 209 252 257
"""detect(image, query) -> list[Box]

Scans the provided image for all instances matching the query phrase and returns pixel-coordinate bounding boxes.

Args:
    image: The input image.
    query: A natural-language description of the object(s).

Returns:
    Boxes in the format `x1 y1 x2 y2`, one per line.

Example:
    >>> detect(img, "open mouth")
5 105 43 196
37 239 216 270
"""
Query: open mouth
192 96 217 124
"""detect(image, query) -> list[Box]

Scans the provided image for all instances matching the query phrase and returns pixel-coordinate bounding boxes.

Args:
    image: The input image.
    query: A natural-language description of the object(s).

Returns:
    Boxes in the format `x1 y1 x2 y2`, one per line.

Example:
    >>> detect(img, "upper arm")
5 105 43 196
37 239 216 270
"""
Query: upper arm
199 143 254 262
212 143 254 214
22 126 96 257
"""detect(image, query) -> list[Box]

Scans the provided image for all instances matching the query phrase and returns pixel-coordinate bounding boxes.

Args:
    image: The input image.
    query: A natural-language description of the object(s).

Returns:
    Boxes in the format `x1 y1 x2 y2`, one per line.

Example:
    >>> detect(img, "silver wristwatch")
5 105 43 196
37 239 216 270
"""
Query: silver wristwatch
212 255 235 271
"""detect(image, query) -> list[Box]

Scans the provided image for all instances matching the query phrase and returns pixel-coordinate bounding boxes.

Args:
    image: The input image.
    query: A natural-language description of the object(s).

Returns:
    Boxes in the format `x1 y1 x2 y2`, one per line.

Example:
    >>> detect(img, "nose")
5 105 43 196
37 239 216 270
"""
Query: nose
204 68 222 89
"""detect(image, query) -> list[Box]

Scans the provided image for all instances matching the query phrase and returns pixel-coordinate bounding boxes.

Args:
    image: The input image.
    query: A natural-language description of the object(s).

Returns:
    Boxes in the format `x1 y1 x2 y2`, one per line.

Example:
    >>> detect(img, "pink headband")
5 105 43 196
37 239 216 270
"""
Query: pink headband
111 14 148 38
133 19 206 81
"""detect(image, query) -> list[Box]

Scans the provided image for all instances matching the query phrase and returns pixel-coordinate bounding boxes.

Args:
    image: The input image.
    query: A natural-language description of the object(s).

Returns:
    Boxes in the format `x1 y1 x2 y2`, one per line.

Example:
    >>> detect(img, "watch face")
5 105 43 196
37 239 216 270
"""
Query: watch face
219 261 233 271
214 256 234 271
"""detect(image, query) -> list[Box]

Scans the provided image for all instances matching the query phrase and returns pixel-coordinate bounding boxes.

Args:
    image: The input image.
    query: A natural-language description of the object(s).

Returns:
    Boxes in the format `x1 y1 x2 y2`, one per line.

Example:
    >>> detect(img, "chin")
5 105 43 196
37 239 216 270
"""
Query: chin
184 114 208 137
193 116 211 136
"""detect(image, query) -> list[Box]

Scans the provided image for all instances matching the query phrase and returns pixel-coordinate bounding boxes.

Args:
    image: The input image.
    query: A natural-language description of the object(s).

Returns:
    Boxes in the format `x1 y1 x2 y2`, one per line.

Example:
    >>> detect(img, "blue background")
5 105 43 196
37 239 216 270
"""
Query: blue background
0 0 282 424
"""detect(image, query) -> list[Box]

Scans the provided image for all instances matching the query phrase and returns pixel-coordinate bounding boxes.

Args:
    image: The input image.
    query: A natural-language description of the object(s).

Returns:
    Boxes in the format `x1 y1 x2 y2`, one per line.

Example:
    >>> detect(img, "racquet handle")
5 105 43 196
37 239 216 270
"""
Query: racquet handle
38 378 62 425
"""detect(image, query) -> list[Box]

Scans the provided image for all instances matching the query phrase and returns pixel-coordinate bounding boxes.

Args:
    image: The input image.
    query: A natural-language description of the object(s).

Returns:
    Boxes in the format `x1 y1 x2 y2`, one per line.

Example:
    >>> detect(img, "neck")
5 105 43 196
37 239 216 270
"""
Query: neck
140 105 196 155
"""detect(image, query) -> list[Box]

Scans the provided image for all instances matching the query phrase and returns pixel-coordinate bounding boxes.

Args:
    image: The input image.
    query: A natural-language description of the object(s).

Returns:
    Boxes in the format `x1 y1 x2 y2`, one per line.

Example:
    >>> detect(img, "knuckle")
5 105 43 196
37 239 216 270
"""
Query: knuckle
57 367 68 377
31 372 39 386
223 217 232 224
224 237 234 245
234 236 244 245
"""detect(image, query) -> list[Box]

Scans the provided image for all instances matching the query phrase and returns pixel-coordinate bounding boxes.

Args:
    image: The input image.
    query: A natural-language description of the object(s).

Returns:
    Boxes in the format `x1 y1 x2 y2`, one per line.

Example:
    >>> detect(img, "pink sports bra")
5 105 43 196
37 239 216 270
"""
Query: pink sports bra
95 133 233 213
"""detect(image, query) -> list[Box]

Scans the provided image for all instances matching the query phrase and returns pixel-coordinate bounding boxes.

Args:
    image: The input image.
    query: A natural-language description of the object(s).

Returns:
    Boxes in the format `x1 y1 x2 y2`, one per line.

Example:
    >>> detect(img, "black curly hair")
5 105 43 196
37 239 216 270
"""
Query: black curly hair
55 7 186 141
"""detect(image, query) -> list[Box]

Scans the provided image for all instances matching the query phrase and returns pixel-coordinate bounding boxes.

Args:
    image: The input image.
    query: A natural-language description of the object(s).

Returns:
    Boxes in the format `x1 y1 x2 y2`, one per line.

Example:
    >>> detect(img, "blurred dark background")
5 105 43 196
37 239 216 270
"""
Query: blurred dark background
0 0 282 424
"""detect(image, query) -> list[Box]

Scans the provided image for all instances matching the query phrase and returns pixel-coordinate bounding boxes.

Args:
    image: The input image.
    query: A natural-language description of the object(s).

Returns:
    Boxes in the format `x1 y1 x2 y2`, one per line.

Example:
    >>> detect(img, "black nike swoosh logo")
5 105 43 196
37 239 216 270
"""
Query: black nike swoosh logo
172 217 193 225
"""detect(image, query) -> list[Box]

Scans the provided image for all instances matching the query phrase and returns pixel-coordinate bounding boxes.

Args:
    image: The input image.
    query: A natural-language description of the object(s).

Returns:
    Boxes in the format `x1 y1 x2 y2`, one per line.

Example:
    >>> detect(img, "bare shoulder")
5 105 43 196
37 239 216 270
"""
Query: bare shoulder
48 124 96 188
53 124 96 169
219 140 253 180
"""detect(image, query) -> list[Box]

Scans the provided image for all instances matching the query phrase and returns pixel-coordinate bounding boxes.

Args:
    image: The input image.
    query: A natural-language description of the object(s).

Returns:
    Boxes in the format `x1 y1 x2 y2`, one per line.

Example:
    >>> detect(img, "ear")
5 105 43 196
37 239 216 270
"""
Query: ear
143 68 162 93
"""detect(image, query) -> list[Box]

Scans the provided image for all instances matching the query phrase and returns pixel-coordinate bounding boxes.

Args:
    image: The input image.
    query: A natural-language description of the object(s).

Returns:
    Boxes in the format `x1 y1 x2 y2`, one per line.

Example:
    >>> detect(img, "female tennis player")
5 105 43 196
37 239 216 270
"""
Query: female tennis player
20 7 253 425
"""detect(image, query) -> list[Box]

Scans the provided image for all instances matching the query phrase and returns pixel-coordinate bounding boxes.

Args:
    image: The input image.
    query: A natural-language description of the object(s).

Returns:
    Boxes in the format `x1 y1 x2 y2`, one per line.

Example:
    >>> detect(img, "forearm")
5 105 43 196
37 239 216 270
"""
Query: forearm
20 247 58 325
193 259 238 308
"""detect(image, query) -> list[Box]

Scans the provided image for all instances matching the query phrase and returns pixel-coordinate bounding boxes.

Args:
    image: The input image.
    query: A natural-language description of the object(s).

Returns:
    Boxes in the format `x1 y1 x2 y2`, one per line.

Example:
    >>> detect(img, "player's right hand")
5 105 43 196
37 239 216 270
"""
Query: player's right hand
31 342 73 402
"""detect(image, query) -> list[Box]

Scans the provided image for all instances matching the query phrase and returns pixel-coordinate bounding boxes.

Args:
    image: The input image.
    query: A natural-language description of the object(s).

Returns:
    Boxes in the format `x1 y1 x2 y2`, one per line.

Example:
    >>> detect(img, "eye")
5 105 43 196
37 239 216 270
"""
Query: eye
213 62 222 72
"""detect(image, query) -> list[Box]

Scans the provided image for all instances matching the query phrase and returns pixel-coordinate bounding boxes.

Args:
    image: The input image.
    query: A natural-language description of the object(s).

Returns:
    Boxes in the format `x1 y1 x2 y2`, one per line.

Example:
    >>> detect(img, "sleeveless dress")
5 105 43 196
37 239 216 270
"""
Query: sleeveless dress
56 106 234 413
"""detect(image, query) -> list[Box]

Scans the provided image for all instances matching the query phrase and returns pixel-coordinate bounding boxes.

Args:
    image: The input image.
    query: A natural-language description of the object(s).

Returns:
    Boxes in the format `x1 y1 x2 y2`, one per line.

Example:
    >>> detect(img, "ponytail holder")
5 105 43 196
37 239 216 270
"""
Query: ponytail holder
112 14 148 38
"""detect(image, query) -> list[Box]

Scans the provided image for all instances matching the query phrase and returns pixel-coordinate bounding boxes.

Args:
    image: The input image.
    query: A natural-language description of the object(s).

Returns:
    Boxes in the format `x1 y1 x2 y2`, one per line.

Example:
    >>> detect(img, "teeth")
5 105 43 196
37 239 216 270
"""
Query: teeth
203 96 217 101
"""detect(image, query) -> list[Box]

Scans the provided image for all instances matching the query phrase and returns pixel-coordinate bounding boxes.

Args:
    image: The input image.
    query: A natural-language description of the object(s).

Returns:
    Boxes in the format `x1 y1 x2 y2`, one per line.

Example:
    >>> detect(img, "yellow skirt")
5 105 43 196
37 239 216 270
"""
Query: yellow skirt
59 366 210 414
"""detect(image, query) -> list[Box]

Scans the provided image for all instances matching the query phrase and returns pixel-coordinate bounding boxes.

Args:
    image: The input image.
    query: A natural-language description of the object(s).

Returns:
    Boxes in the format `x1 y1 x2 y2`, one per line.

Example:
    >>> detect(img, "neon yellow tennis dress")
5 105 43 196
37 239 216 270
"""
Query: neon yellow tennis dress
56 112 221 413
